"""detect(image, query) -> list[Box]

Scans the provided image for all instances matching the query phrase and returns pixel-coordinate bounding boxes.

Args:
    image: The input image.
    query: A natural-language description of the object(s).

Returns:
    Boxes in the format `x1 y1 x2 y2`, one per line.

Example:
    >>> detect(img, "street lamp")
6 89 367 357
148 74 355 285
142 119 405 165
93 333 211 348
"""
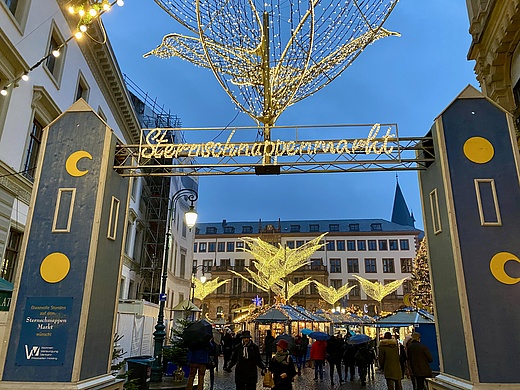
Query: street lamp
151 188 198 382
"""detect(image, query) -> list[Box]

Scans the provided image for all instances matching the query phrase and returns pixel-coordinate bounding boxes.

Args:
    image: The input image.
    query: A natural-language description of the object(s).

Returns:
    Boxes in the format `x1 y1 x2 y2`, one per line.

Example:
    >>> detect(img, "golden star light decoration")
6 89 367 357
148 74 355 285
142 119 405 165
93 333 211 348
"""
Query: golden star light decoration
145 0 399 128
353 274 407 303
313 280 355 307
193 276 229 301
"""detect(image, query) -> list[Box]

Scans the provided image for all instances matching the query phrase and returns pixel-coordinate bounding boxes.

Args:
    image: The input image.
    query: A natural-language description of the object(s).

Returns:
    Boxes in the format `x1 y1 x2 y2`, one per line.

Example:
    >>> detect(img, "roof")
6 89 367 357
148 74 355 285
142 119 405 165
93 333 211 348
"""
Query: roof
195 218 422 236
320 312 375 325
0 278 13 292
373 308 434 327
251 305 329 323
391 181 415 227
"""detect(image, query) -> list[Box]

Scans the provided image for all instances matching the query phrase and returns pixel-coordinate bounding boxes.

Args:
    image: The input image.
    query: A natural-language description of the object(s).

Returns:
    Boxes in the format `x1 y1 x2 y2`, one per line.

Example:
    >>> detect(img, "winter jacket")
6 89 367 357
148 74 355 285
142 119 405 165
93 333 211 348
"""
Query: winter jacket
310 340 327 361
269 352 297 390
406 340 433 377
187 347 210 364
227 340 265 384
326 336 343 363
378 338 402 380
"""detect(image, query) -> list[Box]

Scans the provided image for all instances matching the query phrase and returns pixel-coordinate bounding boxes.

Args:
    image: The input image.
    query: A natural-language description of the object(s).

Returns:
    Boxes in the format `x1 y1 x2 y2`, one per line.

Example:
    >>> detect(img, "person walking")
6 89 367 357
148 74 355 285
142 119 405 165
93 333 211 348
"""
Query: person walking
378 332 402 390
355 342 375 386
395 335 407 380
264 331 276 366
222 330 234 369
292 335 305 376
207 338 219 390
269 339 297 390
224 330 266 390
342 341 357 381
309 338 327 381
186 343 210 390
406 332 433 390
326 335 344 385
301 334 309 367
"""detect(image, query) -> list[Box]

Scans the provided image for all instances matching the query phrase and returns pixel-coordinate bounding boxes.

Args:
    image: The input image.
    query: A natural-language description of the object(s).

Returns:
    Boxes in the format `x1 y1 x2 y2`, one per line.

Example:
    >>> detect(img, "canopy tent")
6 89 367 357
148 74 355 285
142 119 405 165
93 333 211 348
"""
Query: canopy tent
373 308 433 327
0 277 13 311
172 299 202 312
321 311 375 325
252 305 328 324
0 278 13 292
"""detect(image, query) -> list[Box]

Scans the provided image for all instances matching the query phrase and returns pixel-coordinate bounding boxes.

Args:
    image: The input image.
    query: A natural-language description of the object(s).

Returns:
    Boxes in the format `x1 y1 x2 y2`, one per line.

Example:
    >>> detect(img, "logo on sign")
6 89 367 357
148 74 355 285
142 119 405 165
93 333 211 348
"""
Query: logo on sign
24 345 40 359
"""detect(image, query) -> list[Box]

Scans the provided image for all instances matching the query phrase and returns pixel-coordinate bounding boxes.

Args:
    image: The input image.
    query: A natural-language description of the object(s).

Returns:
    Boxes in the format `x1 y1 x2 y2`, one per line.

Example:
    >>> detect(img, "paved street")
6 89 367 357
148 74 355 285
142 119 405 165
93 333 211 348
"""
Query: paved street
192 357 414 390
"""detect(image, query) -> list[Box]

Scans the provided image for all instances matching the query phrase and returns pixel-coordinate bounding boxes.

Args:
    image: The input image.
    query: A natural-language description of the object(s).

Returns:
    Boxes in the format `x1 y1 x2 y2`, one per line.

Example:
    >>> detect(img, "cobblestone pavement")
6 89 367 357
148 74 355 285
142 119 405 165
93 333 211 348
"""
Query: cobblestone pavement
193 357 414 390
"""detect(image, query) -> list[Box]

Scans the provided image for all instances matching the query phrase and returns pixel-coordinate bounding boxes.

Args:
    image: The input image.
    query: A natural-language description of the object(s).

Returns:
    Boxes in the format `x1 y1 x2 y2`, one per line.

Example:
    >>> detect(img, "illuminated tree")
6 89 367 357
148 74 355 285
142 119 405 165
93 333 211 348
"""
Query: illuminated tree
145 0 399 130
409 238 433 312
193 276 229 301
313 281 355 308
271 278 313 301
353 275 407 314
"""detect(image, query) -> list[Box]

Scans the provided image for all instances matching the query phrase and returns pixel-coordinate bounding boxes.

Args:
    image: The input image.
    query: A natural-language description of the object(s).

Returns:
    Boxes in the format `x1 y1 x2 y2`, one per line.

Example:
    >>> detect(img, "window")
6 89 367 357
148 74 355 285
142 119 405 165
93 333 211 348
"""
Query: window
217 242 225 252
379 240 388 250
75 71 90 102
347 258 359 273
45 27 66 82
317 241 325 251
227 242 235 252
310 224 319 232
192 260 197 270
310 258 323 269
216 282 226 294
357 240 366 251
400 239 410 250
290 225 300 232
401 258 413 273
293 277 305 295
383 258 395 273
220 259 231 269
330 258 341 273
224 226 235 234
3 0 30 25
179 250 186 279
232 278 242 294
296 240 304 248
330 279 342 289
4 0 19 15
389 239 399 250
325 240 335 251
348 279 360 297
203 259 212 273
310 283 318 295
208 242 216 252
371 223 382 231
198 242 207 252
206 227 217 234
336 240 345 251
329 224 339 232
286 241 295 249
368 240 377 251
403 279 412 294
235 259 245 271
364 258 377 273
349 223 360 231
23 118 43 181
242 226 253 233
193 243 198 253
347 240 356 251
0 229 22 282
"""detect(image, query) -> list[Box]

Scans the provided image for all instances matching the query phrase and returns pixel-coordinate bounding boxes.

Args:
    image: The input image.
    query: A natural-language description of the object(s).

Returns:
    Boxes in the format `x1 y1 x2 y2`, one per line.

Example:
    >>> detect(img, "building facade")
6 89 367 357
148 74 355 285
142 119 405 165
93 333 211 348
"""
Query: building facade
193 184 422 322
466 0 520 131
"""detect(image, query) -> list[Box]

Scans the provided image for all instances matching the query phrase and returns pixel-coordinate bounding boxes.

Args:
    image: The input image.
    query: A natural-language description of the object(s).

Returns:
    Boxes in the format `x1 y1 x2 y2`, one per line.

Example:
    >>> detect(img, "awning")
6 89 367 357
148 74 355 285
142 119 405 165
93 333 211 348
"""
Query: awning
0 278 13 292
251 304 330 323
372 308 434 327
172 299 202 312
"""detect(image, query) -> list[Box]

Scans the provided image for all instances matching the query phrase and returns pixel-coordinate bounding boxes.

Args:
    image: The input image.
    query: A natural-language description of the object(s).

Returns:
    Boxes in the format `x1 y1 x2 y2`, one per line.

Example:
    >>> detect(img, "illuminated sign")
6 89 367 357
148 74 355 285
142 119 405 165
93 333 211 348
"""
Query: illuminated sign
139 123 396 164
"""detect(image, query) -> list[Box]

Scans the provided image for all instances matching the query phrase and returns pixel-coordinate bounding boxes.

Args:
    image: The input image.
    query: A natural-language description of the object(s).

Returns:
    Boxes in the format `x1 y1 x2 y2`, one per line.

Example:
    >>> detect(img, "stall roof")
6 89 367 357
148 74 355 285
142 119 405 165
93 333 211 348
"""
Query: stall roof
324 312 375 325
252 305 329 323
373 309 434 327
0 278 13 292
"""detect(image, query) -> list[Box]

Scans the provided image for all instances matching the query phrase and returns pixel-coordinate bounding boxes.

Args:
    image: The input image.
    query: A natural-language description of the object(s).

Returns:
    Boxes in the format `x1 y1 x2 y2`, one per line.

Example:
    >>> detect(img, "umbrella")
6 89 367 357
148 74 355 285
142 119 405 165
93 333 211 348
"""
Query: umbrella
347 334 372 345
300 328 313 336
182 319 213 349
308 331 330 341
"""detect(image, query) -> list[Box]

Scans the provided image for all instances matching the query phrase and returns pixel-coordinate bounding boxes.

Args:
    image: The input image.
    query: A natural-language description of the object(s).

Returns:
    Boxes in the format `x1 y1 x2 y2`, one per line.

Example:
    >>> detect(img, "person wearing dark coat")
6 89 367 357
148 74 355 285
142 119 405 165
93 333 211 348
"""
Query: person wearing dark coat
395 335 407 380
342 342 357 381
222 331 234 368
186 345 210 390
326 335 344 385
355 342 375 386
378 332 402 390
207 338 218 390
406 333 433 390
264 331 276 366
269 339 297 390
225 330 266 390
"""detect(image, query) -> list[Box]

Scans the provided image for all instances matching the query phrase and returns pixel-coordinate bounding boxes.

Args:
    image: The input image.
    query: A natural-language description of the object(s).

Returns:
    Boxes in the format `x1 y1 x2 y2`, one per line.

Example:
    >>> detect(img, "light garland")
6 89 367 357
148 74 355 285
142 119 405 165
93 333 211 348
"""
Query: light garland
0 0 124 96
352 274 407 303
313 280 355 307
193 276 229 301
144 0 400 126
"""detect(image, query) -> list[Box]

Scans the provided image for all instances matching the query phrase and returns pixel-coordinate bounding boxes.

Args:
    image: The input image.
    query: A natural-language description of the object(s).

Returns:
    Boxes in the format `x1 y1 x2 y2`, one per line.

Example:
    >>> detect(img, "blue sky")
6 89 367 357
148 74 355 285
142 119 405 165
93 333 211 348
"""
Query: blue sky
104 1 477 229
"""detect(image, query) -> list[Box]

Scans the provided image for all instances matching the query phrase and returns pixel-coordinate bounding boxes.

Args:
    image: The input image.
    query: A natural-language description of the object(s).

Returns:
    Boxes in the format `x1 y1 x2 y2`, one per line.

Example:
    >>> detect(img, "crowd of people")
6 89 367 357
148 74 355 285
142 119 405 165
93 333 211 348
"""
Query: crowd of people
183 328 433 390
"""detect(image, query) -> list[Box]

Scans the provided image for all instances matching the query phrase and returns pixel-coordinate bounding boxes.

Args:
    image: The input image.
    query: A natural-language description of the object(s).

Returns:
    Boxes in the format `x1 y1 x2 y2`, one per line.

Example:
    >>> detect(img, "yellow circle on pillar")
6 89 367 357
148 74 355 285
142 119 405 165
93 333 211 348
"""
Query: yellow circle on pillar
40 252 71 283
463 137 494 164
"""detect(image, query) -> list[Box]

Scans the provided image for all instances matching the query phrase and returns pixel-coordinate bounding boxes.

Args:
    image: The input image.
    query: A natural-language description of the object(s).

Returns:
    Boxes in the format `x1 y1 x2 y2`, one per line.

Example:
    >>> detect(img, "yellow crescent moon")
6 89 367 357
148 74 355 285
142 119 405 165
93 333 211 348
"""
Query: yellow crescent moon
490 252 520 285
66 150 92 177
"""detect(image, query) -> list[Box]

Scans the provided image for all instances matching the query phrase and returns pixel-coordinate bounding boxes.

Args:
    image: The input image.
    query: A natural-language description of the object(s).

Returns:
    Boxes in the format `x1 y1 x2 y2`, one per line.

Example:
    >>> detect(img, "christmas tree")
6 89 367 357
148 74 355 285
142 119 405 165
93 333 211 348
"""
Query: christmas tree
409 238 434 313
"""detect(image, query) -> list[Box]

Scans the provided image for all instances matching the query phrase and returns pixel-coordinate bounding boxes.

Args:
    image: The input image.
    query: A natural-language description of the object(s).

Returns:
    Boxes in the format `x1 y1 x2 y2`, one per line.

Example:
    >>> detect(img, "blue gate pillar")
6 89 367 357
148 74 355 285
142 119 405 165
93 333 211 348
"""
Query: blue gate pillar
0 100 128 389
418 85 520 389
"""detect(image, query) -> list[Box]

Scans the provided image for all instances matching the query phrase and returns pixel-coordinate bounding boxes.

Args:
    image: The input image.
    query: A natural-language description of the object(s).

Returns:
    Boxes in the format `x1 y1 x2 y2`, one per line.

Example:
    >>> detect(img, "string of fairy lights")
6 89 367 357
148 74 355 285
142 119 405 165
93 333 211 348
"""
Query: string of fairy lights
0 0 125 96
145 0 400 127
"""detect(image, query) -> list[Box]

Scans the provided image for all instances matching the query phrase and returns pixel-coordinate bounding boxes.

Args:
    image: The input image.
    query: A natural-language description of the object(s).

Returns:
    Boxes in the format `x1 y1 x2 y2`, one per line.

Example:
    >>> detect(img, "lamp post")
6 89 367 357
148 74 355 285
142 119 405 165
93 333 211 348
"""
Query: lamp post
150 188 198 382
190 264 207 320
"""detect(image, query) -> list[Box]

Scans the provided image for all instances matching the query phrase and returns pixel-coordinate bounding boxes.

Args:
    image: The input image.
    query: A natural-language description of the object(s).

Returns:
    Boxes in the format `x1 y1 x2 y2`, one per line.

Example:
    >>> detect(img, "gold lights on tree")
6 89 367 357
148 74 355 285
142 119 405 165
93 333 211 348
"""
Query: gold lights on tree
193 276 229 301
409 238 433 312
145 0 399 131
313 280 355 307
271 278 313 301
353 275 407 308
